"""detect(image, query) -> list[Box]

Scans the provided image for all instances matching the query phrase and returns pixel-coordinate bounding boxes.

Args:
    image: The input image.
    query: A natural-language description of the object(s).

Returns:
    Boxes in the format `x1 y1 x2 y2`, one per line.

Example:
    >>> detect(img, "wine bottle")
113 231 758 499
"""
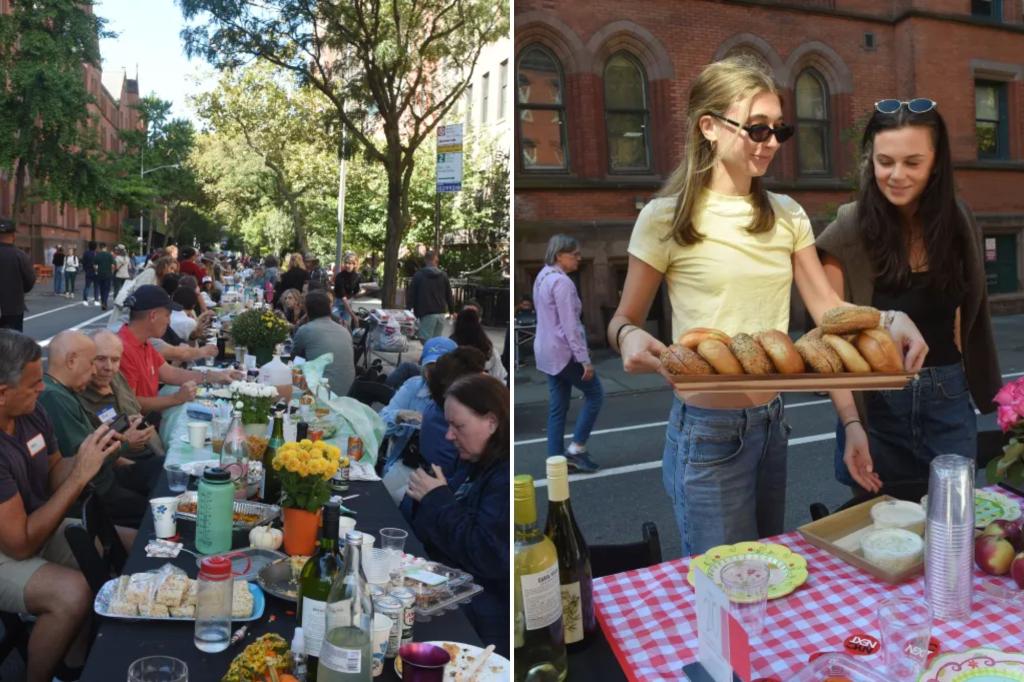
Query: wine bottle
514 475 567 682
318 530 374 681
261 411 284 503
545 456 596 651
219 409 249 499
298 501 344 681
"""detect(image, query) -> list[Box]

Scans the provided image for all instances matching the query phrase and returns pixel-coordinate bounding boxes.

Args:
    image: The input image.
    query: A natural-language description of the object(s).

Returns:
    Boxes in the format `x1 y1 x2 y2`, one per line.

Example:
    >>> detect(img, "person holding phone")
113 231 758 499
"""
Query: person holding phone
37 331 157 528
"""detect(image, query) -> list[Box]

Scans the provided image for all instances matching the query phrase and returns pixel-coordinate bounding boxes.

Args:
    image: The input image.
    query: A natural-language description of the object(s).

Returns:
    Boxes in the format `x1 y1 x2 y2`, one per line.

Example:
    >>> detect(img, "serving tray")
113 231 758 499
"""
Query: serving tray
173 491 280 530
667 371 915 393
94 580 265 622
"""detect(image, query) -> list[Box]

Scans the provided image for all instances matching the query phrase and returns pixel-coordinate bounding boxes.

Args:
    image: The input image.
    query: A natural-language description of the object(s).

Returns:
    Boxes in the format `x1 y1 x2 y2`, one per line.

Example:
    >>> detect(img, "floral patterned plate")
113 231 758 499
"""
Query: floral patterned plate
686 541 808 600
921 489 1022 528
918 648 1024 681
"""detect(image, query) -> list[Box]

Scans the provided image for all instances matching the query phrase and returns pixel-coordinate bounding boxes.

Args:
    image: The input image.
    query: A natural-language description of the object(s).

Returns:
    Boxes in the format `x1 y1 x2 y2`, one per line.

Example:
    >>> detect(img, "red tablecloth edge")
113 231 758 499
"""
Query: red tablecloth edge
596 597 643 682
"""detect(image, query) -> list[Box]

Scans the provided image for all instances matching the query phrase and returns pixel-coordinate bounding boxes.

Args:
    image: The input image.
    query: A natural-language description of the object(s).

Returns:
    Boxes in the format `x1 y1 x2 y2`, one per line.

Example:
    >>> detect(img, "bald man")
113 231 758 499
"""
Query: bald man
38 331 152 527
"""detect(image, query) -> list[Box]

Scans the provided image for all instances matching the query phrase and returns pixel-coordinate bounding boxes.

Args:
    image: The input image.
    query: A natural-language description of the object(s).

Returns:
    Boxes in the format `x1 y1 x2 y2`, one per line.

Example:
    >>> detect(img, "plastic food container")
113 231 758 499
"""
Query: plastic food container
790 652 889 681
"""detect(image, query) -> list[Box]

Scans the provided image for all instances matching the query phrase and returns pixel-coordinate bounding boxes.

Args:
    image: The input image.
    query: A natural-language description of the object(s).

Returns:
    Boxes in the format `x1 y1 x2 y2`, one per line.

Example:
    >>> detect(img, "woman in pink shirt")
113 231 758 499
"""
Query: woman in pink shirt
532 235 603 473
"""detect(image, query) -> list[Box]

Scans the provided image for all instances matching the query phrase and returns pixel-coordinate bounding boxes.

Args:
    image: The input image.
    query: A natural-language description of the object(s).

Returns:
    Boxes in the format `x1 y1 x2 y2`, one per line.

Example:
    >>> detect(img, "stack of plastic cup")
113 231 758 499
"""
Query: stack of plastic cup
924 454 975 621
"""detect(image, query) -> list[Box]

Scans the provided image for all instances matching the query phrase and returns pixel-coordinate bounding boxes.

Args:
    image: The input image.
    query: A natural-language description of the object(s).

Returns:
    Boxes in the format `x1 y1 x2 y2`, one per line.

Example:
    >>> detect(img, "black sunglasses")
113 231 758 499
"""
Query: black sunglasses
709 112 794 144
874 98 937 114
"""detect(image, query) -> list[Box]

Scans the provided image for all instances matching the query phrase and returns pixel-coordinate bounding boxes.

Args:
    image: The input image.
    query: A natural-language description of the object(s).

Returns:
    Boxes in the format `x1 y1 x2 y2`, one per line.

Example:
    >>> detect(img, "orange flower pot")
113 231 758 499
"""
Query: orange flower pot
282 507 321 556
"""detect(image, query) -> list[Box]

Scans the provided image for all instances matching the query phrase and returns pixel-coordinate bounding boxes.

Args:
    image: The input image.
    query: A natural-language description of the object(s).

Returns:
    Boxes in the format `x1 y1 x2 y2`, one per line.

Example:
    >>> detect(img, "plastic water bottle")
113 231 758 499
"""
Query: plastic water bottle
196 467 234 555
194 555 233 652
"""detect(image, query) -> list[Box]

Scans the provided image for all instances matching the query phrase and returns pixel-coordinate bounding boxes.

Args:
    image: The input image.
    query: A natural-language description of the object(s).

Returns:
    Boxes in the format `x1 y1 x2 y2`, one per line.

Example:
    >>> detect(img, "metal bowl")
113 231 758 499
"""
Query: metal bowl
257 558 299 602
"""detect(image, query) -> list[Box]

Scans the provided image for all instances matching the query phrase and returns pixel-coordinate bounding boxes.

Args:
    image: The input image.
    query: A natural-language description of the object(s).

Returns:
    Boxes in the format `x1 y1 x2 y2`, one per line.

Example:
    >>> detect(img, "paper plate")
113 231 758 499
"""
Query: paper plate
921 489 1022 528
918 648 1024 681
395 641 510 681
687 541 808 600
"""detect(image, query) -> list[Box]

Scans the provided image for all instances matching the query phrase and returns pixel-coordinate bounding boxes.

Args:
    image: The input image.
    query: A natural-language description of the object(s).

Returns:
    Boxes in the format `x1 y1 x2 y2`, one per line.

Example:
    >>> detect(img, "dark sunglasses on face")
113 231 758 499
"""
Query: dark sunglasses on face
874 98 937 114
709 112 795 144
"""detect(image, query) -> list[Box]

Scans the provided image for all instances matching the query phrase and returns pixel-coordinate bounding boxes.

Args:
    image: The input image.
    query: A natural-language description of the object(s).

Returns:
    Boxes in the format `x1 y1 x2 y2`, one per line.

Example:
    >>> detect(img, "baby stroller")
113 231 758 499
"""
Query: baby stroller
351 308 386 381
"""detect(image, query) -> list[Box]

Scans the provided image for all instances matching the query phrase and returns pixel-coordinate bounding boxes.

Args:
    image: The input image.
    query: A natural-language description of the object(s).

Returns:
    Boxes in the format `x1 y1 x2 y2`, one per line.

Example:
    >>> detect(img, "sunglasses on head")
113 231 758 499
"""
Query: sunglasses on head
709 112 794 144
874 98 937 114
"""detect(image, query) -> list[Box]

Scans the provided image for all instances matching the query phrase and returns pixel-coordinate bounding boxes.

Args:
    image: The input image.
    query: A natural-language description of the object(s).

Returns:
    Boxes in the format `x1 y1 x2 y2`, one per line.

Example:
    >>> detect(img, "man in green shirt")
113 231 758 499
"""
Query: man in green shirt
38 331 155 528
94 243 115 311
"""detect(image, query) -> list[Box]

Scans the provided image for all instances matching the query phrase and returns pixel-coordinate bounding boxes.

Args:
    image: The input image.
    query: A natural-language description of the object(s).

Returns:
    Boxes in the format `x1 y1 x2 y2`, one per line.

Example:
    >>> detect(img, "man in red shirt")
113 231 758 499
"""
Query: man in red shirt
117 285 240 414
177 246 207 281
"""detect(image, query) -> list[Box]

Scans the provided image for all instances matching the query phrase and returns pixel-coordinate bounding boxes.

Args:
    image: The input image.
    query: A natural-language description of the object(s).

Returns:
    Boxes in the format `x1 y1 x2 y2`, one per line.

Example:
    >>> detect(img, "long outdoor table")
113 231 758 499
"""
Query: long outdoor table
80 478 482 681
590 486 1024 681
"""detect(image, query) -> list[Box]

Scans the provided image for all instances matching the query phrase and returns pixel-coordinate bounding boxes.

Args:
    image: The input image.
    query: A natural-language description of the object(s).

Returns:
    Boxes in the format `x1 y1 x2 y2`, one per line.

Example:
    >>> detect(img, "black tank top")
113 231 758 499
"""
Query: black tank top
872 272 962 367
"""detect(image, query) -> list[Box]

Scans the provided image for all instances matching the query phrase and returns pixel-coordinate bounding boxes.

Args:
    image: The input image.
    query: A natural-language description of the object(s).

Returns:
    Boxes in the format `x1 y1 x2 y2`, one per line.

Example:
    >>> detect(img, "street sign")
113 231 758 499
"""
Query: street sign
436 123 463 193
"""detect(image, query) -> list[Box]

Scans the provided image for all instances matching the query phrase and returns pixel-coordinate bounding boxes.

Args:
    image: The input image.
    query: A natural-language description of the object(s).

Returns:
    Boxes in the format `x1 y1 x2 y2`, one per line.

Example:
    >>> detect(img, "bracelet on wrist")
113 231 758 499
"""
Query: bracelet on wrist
842 418 862 430
882 309 896 330
619 325 642 349
614 322 636 351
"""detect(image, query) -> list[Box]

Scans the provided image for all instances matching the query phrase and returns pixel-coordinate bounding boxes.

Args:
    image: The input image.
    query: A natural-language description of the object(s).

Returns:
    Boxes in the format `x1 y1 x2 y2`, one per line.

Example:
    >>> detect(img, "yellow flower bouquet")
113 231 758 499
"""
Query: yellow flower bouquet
272 439 343 512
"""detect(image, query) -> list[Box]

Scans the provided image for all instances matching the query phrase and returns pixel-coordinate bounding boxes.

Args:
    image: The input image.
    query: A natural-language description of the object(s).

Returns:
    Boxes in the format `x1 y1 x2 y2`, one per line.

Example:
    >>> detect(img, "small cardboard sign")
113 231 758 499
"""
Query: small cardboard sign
689 568 750 682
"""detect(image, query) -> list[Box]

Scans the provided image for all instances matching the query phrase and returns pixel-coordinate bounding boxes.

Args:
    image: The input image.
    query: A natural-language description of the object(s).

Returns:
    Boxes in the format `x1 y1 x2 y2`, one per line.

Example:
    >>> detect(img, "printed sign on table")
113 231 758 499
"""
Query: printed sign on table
690 568 750 682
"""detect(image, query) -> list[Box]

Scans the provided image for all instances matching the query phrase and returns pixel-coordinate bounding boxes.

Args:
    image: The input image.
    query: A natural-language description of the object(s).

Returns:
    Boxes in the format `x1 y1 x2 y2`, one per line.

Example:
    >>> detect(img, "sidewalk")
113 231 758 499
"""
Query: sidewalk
513 348 668 406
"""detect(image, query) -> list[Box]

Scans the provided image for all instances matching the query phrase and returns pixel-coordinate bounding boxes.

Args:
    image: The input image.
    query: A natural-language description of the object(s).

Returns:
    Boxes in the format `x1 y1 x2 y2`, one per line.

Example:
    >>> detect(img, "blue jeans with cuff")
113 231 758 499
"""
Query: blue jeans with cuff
545 360 604 456
662 396 790 556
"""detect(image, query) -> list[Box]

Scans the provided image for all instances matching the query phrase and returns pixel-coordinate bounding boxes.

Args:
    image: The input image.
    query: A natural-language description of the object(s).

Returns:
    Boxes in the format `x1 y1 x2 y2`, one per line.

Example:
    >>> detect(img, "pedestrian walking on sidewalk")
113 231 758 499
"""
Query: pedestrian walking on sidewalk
407 250 455 342
81 241 100 306
52 245 65 295
0 218 36 331
533 234 603 473
64 248 79 296
94 243 115 310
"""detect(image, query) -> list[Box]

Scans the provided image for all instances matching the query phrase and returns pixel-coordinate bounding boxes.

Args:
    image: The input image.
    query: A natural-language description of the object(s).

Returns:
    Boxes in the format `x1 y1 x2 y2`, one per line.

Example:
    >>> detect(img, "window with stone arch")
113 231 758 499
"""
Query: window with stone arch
604 51 652 173
516 44 569 172
795 68 831 175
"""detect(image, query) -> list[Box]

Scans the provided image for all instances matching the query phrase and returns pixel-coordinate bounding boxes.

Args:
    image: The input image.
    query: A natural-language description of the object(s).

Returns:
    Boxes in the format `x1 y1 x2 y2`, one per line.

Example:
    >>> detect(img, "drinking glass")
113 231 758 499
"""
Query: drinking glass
165 463 189 493
210 417 231 455
379 528 408 555
234 345 247 367
878 597 932 678
719 559 770 637
127 656 188 682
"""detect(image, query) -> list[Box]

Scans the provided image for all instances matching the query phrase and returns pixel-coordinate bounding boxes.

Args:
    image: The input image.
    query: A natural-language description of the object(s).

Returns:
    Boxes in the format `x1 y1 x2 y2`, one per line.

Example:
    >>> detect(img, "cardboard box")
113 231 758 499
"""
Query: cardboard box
797 496 923 584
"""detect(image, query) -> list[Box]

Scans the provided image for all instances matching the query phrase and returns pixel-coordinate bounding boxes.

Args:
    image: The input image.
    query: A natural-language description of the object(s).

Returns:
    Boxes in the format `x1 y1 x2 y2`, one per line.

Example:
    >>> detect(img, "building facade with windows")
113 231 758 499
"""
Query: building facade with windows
514 0 1024 344
0 0 141 263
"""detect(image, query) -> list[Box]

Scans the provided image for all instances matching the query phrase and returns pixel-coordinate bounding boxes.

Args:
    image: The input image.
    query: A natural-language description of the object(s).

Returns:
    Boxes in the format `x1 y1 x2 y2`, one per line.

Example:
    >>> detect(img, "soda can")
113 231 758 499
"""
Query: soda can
389 587 416 645
373 595 403 657
347 435 364 462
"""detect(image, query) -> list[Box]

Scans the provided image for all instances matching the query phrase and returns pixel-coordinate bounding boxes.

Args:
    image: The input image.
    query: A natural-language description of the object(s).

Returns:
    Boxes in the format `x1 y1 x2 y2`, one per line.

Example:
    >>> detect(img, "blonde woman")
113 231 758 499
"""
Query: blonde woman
274 252 309 305
607 56 928 555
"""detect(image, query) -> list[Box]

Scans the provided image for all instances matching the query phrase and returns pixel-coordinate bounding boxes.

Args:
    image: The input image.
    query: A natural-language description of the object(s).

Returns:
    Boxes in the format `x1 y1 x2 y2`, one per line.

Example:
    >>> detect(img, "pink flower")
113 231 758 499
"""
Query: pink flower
998 405 1022 432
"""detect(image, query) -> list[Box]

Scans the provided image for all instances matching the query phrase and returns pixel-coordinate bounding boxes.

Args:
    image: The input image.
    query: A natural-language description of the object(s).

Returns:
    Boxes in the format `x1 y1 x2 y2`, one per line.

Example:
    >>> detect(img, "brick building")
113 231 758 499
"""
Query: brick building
0 0 141 263
514 0 1024 344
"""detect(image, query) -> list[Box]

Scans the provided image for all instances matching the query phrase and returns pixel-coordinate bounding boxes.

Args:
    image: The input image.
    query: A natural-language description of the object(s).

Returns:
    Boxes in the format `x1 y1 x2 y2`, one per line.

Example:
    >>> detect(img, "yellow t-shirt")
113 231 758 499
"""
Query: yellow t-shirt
628 189 815 342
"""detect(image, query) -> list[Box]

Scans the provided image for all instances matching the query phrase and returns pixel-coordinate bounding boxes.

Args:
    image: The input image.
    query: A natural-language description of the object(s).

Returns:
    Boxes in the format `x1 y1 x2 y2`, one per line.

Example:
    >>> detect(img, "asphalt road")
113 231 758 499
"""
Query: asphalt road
513 314 1024 562
21 289 119 349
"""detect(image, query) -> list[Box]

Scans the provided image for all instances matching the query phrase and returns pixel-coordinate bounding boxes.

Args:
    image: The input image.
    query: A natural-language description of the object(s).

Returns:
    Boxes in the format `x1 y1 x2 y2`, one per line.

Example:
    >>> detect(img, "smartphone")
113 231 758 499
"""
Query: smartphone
141 412 160 428
108 413 132 435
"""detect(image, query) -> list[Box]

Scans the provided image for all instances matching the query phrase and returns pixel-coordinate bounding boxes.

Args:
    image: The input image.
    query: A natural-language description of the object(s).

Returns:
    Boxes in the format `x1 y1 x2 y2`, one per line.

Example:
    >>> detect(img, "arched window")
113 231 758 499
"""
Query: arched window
604 52 651 173
516 45 569 171
795 69 831 175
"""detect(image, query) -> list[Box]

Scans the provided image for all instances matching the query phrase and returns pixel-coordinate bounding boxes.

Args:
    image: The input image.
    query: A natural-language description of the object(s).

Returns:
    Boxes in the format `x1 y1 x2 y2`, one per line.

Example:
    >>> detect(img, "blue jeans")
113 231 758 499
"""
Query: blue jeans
83 273 98 301
417 313 446 341
53 266 64 294
833 363 977 488
545 361 604 456
97 276 112 307
662 397 790 556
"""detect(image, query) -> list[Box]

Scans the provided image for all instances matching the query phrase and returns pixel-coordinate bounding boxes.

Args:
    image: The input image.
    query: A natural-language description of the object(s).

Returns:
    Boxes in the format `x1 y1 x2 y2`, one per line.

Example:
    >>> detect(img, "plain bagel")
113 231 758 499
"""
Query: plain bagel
753 330 805 374
855 328 904 372
822 334 872 373
677 327 731 350
696 339 744 375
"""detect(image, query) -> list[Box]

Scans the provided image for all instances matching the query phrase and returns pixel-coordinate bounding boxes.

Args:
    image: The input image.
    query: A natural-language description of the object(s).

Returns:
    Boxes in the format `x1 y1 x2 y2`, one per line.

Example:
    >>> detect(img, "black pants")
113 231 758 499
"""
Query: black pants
97 276 112 307
100 455 165 528
0 314 24 332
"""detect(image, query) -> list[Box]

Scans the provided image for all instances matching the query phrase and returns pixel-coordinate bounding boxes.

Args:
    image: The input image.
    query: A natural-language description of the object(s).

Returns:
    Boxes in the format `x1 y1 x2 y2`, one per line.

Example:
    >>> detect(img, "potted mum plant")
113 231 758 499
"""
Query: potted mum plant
230 308 291 366
231 382 278 459
273 439 342 555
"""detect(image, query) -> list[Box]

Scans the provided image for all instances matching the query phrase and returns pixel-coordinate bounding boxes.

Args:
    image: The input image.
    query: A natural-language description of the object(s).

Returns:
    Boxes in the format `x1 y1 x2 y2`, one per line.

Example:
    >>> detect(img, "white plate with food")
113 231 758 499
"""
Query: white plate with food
395 641 510 681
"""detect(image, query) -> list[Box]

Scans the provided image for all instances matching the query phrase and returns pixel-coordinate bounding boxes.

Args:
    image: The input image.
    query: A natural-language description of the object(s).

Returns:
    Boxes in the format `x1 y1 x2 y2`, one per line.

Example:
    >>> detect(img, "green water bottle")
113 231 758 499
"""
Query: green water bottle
196 467 234 555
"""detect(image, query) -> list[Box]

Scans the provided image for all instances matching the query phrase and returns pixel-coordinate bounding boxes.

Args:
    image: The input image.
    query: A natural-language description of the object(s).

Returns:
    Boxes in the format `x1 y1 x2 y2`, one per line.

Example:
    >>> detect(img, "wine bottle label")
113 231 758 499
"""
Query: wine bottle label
561 581 584 644
301 597 327 657
326 598 353 629
520 563 562 631
320 641 362 673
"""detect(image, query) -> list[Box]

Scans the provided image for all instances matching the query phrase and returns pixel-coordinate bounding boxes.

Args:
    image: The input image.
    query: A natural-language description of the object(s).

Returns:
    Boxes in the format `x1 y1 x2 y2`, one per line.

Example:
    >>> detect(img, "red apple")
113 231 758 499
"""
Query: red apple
1012 552 1024 589
975 535 1016 575
982 519 1024 552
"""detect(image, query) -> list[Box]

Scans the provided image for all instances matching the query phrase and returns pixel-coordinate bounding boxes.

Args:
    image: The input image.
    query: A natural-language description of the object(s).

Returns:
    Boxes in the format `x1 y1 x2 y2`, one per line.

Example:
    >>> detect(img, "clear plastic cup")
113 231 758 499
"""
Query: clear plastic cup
379 527 408 554
127 655 188 682
719 559 770 638
878 597 931 678
165 463 189 493
363 548 396 586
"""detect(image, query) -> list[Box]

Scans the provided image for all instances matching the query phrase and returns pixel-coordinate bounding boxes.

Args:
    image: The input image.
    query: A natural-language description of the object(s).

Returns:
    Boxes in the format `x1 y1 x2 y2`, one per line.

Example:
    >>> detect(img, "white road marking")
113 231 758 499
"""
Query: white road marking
24 302 87 320
517 372 1024 448
38 312 111 348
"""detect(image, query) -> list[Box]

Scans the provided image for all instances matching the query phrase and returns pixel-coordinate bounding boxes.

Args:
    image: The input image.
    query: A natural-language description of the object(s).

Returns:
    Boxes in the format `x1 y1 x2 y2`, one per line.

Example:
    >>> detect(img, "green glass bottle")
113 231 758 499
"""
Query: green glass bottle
262 411 284 504
514 475 567 681
298 501 343 681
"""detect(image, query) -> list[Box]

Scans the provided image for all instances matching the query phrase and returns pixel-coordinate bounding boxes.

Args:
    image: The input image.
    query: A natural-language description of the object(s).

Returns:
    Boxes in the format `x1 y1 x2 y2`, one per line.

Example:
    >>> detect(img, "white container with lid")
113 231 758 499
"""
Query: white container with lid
861 528 924 573
871 499 926 533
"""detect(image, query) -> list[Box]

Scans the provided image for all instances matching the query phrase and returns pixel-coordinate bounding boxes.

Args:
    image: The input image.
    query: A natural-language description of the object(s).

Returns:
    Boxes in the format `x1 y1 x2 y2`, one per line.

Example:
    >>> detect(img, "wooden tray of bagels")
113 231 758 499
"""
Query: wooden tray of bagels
660 306 916 393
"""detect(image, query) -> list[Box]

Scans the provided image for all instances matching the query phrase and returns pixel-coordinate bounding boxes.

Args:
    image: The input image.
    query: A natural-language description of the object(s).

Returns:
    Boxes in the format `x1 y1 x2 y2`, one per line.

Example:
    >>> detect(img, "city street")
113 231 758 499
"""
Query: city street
21 287 120 349
513 314 1024 561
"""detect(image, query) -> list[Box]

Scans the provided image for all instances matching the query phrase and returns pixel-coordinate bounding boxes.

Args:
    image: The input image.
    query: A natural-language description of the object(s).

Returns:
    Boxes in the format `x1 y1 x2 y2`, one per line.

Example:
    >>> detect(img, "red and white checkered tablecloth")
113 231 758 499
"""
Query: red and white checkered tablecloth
593 487 1024 682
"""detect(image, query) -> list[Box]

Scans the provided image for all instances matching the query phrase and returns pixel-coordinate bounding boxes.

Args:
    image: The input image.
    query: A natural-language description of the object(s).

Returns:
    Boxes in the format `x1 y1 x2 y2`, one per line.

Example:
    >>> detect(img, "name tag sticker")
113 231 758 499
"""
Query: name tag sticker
26 434 45 457
97 406 117 424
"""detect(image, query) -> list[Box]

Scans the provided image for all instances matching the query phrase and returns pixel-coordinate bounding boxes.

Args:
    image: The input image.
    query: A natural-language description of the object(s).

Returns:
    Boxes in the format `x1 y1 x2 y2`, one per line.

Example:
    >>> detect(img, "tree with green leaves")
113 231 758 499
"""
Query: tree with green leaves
179 0 509 306
0 0 108 222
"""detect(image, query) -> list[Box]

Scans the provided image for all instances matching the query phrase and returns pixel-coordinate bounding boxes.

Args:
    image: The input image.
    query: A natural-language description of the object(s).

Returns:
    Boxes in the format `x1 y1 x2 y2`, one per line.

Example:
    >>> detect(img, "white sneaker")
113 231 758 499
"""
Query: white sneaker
82 301 90 307
567 442 588 456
